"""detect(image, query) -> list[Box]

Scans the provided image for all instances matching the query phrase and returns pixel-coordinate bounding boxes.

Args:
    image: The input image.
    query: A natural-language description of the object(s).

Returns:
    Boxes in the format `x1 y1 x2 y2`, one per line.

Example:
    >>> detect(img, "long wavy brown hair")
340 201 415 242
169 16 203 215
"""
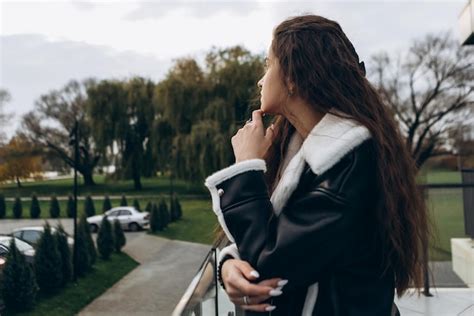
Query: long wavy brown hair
212 14 431 298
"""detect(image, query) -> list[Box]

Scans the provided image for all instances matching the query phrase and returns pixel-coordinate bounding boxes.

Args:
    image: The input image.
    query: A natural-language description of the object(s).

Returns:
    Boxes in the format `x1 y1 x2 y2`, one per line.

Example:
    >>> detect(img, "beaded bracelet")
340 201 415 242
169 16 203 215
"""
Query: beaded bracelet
217 254 234 291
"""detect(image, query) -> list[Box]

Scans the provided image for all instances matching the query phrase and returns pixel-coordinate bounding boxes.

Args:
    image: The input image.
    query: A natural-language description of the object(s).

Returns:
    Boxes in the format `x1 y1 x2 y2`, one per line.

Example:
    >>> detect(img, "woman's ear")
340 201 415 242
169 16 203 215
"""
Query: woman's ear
286 78 296 96
287 80 296 96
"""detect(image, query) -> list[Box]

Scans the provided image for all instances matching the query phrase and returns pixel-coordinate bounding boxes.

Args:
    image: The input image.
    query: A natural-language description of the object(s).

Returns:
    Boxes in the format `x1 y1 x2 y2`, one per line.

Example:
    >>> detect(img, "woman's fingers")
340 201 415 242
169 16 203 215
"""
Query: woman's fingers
241 303 277 312
227 275 275 297
221 258 288 308
234 259 261 281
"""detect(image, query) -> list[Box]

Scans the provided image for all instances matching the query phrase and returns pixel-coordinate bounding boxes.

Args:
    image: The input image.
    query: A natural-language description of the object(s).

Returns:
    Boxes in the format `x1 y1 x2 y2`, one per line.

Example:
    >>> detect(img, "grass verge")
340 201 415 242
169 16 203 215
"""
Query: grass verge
3 252 139 316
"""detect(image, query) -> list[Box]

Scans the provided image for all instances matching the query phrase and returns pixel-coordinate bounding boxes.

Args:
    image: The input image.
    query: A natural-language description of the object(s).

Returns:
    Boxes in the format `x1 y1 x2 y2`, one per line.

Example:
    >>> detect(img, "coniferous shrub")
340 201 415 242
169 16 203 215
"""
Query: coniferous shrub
97 216 114 260
113 219 126 253
84 195 95 217
1 238 38 311
66 195 75 218
34 222 63 293
54 224 72 285
102 195 112 213
75 217 91 276
159 199 169 229
12 196 23 219
133 198 140 212
80 213 96 265
0 193 6 218
145 201 152 214
120 195 127 206
149 203 160 233
49 195 61 218
30 194 41 219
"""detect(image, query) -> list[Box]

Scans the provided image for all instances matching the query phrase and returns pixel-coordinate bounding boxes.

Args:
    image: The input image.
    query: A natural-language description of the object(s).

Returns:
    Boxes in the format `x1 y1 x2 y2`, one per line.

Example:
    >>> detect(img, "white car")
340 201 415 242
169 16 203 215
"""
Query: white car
86 206 150 232
11 226 74 250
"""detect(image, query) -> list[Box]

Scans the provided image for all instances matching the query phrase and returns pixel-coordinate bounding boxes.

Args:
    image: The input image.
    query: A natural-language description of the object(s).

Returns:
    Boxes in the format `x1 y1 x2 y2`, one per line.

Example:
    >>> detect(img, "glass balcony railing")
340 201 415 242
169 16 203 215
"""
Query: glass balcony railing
172 237 244 316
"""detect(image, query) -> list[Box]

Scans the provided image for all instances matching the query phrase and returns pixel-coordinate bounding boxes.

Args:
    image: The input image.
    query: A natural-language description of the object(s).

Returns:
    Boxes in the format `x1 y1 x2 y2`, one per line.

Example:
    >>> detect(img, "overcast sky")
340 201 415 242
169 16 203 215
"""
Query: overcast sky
0 0 468 137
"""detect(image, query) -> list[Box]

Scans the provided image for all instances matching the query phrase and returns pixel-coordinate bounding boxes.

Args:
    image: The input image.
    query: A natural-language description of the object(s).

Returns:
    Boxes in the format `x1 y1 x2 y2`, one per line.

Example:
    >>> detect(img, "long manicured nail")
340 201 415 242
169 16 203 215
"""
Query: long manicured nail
250 270 260 278
265 306 276 311
277 279 288 286
269 289 283 296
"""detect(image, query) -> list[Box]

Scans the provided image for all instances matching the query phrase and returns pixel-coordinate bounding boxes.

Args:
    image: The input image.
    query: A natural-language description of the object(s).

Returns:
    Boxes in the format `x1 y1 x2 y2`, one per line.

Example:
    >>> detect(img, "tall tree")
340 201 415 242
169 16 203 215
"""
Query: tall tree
154 58 207 135
205 46 264 123
88 77 155 189
22 79 100 185
371 32 473 168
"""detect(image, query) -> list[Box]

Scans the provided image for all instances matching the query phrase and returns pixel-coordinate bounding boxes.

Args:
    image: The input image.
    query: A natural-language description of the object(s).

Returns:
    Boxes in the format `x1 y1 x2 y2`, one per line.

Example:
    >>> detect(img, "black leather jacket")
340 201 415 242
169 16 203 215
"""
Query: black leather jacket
206 137 398 316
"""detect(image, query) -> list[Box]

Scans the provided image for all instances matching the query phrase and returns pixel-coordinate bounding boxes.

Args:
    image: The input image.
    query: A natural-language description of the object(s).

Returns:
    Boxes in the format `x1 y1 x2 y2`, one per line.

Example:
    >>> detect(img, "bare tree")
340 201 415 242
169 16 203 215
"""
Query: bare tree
371 32 474 168
21 79 100 186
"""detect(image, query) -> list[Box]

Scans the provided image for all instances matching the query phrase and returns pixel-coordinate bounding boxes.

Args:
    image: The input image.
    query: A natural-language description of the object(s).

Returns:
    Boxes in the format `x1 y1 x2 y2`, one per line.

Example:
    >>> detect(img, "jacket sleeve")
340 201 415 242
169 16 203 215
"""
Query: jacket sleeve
204 158 366 290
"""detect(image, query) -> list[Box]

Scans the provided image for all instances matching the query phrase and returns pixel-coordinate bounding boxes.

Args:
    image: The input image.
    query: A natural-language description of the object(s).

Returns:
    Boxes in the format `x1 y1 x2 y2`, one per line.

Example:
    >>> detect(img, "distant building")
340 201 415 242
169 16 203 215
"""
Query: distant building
459 0 474 45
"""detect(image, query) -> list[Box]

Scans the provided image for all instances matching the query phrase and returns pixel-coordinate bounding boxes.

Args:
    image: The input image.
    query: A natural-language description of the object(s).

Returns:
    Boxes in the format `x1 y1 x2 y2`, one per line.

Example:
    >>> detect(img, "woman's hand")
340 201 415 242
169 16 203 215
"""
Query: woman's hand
221 258 287 312
232 110 275 163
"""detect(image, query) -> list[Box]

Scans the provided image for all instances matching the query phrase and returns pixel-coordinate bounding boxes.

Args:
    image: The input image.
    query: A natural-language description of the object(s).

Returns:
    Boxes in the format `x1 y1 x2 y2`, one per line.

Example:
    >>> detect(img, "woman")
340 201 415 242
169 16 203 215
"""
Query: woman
203 14 430 315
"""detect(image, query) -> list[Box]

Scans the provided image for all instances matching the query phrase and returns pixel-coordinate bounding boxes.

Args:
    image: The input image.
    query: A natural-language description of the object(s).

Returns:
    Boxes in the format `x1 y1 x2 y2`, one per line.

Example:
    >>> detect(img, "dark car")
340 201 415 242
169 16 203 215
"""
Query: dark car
0 236 36 266
12 226 74 250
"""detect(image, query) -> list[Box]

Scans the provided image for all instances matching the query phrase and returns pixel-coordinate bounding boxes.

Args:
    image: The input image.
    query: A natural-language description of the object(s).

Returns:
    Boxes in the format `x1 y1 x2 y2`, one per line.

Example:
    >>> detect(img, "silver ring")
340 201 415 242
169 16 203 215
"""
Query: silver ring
246 118 252 124
243 295 250 305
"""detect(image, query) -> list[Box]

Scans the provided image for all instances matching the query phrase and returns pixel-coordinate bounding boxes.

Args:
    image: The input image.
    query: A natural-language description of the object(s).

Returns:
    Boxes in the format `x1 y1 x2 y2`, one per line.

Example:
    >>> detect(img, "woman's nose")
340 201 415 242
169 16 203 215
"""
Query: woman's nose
257 78 263 88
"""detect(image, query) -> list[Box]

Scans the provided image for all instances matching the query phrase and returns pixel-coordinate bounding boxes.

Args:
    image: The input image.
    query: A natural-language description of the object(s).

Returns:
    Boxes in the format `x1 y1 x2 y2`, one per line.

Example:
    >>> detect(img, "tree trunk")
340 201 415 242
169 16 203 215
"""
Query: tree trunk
82 168 96 186
16 176 22 188
133 171 142 190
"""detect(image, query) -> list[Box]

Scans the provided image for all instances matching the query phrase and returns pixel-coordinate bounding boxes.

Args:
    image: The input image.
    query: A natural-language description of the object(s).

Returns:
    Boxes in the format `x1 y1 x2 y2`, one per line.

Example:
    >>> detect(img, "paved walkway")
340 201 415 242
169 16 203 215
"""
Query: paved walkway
79 234 210 316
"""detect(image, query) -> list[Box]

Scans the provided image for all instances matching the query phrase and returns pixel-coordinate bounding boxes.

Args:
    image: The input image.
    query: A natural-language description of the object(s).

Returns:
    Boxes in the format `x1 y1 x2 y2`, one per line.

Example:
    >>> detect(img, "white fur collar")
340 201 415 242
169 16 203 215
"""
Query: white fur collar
204 109 372 243
270 109 372 216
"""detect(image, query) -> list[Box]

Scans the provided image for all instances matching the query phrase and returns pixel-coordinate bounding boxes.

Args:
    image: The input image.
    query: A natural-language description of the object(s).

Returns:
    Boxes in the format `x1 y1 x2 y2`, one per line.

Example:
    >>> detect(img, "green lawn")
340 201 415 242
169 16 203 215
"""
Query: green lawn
427 188 467 261
418 167 463 184
0 174 207 198
150 198 217 245
3 252 139 316
2 196 201 220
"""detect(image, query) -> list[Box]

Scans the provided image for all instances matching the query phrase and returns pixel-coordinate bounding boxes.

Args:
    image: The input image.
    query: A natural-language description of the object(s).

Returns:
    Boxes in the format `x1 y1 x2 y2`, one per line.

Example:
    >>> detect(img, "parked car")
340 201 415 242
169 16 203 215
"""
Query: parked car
11 226 74 250
0 236 36 266
87 206 150 232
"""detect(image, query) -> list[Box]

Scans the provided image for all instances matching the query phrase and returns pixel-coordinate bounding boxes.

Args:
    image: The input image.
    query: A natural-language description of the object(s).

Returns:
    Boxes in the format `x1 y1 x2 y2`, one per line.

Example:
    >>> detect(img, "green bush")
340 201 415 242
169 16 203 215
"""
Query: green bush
1 238 38 311
54 224 72 285
12 196 23 219
66 195 75 218
149 203 160 232
30 194 41 219
75 216 91 276
113 219 126 253
84 195 96 217
120 195 127 206
145 201 152 214
80 213 97 265
102 195 112 213
49 195 61 218
170 195 182 222
97 216 114 260
159 199 169 229
0 194 6 218
34 222 63 293
133 198 140 212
